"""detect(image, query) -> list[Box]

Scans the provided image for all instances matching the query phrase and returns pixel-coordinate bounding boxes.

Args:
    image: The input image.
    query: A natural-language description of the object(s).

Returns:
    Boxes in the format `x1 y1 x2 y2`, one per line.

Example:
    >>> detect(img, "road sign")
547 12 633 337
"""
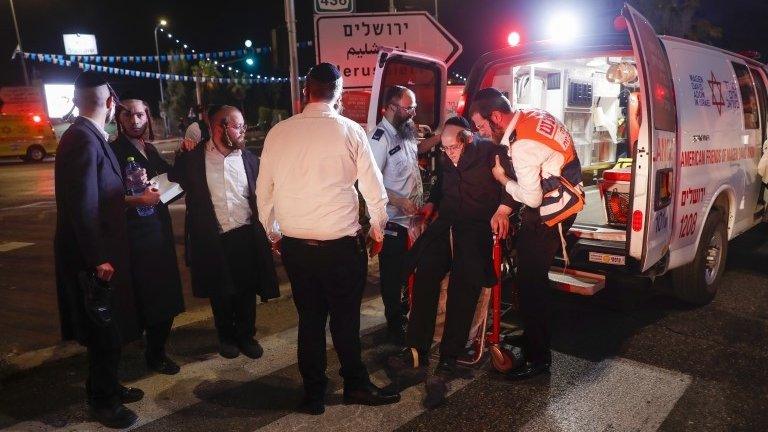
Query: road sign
62 34 98 55
314 0 354 14
315 12 462 89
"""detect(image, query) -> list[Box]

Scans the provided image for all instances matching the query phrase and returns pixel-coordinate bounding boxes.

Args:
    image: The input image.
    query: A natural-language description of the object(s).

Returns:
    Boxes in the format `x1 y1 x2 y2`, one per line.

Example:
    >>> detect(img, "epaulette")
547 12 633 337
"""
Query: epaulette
371 128 385 141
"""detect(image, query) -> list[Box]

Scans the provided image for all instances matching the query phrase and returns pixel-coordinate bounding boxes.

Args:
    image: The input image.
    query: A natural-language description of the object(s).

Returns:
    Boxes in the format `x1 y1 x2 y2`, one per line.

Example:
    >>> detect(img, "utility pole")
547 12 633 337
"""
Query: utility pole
8 0 29 85
285 0 301 115
154 19 169 137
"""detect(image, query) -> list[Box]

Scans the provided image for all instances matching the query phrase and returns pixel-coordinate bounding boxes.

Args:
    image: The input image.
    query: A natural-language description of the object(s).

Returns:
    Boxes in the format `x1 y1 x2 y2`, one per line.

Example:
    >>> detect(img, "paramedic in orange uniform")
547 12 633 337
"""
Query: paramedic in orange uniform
471 88 583 380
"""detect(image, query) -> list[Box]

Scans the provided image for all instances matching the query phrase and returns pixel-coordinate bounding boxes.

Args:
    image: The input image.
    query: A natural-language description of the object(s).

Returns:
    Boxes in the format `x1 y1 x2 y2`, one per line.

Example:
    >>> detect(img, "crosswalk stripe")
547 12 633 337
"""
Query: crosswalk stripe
520 355 692 432
3 298 388 432
256 369 483 432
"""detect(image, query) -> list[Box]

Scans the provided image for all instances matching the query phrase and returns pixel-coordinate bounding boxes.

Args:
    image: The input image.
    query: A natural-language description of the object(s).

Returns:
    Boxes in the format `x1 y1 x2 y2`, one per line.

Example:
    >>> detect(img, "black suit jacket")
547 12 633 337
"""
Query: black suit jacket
54 117 140 346
168 144 279 300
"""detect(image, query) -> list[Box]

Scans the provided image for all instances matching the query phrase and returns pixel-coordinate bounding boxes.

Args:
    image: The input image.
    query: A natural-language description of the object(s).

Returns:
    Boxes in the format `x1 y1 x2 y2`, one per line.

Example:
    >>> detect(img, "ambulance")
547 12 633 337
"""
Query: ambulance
0 113 58 162
365 4 768 304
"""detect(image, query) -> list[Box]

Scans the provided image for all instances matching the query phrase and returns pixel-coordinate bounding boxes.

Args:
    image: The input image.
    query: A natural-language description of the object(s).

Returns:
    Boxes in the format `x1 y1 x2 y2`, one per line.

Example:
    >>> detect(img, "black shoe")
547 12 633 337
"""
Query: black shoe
297 397 325 415
89 404 138 429
435 357 473 380
505 361 551 380
343 382 401 406
387 347 429 371
219 341 240 359
147 353 181 375
238 338 264 359
423 375 448 409
118 386 144 404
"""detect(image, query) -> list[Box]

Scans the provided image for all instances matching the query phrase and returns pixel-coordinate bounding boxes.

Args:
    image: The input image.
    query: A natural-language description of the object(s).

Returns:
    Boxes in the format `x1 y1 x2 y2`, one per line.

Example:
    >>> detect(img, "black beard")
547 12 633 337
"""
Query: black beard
396 119 418 141
223 131 245 149
489 119 506 144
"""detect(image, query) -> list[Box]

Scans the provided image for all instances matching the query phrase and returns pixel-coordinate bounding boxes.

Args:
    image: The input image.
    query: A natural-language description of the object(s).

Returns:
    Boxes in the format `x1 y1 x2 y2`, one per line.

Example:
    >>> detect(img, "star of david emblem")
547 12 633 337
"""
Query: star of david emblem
708 71 725 115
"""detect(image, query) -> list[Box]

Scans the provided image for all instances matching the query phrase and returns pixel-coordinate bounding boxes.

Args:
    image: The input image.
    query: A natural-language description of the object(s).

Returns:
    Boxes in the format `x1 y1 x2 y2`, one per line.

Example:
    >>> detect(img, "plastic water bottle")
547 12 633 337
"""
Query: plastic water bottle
125 156 155 217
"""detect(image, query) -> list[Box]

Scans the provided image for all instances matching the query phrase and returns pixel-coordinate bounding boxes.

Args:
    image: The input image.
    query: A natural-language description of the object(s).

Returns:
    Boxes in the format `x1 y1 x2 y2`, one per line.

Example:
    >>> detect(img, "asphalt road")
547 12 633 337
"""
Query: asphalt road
1 161 767 431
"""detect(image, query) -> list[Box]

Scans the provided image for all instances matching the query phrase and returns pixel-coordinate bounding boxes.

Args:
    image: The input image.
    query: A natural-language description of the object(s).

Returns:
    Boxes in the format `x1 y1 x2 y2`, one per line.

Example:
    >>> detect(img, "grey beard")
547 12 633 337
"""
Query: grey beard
396 119 418 141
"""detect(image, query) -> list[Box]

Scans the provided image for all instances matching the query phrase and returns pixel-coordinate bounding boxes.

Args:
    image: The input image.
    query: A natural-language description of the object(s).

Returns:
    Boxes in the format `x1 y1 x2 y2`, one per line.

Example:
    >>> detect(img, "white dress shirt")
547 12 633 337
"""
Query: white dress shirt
204 140 252 233
257 102 388 241
369 117 423 228
81 115 110 142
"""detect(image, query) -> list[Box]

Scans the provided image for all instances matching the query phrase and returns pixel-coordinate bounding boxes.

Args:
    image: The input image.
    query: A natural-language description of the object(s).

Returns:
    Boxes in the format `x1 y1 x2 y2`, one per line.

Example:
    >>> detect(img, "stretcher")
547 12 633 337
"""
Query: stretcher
405 233 520 373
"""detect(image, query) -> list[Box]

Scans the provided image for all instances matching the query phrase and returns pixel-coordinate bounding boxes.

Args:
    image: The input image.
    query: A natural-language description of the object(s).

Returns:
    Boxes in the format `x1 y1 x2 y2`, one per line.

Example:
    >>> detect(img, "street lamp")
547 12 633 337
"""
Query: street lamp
154 18 169 137
8 0 29 85
244 39 253 48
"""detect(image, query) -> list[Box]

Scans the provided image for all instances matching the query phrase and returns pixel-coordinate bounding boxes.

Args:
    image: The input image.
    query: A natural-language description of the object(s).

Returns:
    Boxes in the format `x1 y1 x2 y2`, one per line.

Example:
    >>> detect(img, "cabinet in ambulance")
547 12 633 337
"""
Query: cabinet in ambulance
366 4 768 304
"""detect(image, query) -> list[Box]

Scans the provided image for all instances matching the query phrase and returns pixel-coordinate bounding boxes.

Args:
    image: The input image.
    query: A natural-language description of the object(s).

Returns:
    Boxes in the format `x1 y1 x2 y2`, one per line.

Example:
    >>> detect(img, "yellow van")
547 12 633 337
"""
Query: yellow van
0 113 58 162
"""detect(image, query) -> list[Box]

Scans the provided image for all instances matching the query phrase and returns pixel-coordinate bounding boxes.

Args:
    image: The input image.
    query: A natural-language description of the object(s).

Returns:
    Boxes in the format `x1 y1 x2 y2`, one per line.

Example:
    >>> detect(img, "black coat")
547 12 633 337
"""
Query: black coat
110 136 185 326
168 144 280 300
404 138 516 287
54 117 140 347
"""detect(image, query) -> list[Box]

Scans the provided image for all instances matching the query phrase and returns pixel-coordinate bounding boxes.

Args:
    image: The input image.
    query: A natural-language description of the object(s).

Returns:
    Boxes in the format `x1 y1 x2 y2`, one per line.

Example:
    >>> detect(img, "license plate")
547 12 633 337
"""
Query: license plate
588 252 626 265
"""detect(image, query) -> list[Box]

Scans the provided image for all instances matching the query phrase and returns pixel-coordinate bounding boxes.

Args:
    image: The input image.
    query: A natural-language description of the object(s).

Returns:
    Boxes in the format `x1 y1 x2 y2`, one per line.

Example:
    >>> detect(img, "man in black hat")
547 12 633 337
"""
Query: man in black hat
257 63 400 415
54 71 145 428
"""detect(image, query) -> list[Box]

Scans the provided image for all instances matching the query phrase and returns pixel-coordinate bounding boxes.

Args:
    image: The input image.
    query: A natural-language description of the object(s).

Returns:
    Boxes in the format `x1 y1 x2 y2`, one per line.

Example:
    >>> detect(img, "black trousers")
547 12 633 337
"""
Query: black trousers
210 225 258 343
280 233 369 400
378 222 409 331
86 344 121 409
516 208 575 364
406 229 483 359
145 319 173 361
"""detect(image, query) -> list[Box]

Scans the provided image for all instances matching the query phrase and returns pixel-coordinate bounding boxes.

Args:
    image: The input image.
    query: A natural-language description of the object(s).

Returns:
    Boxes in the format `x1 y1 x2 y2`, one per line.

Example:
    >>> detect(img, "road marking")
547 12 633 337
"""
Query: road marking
0 242 34 252
520 356 691 432
3 298 387 431
0 201 55 212
257 369 481 432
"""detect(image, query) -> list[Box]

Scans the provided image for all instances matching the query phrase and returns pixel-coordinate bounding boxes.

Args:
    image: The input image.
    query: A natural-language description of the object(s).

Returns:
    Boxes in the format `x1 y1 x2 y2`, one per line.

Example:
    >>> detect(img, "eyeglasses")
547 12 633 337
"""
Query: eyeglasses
224 122 247 133
440 143 464 153
390 103 417 113
473 119 490 130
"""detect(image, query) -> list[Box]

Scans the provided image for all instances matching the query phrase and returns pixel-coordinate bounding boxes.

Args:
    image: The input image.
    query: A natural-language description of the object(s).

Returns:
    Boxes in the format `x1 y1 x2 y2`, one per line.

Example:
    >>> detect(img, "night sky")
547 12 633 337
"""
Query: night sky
1 0 766 111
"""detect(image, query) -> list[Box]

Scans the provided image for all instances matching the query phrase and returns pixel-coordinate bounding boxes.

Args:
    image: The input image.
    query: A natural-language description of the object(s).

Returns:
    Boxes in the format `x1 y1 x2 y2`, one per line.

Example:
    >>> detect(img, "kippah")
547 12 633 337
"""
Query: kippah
473 87 504 100
307 62 341 83
444 116 471 130
74 71 109 89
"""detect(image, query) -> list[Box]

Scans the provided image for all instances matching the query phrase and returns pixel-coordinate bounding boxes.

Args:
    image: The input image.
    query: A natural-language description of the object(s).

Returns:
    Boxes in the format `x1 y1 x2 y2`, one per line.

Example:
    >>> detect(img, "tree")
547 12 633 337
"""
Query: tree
190 60 222 106
628 0 722 43
164 51 193 136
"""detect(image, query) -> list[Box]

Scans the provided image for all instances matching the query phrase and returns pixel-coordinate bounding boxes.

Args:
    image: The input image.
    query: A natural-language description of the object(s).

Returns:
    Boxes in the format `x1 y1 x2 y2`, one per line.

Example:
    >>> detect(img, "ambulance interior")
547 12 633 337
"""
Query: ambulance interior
486 55 641 229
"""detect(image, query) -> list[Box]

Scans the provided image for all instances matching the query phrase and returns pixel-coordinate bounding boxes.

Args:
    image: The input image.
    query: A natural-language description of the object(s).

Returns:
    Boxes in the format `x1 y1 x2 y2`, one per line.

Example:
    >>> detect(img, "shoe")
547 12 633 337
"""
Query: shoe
146 353 181 375
505 361 551 380
219 341 240 359
89 404 138 429
297 397 325 415
118 386 144 404
435 357 473 380
238 338 264 359
387 347 429 371
343 382 401 406
423 375 448 409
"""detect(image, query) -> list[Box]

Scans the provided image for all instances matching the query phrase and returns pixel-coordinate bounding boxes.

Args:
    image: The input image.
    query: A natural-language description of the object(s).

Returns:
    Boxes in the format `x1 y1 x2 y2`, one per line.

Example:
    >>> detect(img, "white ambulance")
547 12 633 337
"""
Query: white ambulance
366 4 768 304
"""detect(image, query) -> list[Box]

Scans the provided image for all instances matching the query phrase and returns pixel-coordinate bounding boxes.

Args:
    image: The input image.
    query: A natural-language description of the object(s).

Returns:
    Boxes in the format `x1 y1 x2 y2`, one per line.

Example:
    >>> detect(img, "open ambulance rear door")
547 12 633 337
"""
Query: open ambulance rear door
366 48 448 135
621 4 678 274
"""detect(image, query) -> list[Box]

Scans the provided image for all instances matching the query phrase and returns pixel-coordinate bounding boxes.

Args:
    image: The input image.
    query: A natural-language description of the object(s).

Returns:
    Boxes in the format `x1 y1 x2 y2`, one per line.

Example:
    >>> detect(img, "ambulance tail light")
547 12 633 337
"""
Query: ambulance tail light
632 210 644 232
455 92 467 117
507 31 521 47
606 191 630 225
32 115 41 123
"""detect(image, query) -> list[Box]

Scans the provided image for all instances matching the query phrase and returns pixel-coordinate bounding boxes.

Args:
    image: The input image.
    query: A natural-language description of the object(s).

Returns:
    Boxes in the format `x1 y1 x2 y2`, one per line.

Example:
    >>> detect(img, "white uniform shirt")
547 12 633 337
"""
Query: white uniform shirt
500 114 564 208
204 140 251 233
256 102 388 241
369 117 423 228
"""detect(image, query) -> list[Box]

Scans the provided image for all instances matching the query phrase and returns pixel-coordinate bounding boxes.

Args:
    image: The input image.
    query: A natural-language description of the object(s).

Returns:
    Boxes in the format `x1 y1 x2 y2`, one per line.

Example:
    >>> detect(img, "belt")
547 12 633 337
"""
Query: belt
284 230 363 247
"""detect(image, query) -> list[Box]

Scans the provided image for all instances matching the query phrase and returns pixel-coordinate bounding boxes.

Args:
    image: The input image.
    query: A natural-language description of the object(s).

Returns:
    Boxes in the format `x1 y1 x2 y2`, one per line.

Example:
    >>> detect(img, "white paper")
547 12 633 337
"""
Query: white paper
150 173 184 204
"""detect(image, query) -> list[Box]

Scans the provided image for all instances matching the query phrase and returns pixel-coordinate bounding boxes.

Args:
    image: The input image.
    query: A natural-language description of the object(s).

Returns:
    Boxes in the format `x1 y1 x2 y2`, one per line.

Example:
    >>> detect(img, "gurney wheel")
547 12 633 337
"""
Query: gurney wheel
489 344 516 373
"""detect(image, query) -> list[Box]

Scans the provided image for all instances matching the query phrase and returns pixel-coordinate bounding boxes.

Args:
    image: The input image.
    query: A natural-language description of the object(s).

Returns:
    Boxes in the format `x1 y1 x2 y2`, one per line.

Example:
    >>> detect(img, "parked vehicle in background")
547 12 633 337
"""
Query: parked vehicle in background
0 113 58 162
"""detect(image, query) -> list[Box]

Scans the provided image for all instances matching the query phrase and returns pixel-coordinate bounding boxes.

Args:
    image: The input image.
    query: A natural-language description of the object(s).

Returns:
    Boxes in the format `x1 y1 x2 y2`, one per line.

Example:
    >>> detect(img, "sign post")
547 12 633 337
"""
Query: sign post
314 12 462 89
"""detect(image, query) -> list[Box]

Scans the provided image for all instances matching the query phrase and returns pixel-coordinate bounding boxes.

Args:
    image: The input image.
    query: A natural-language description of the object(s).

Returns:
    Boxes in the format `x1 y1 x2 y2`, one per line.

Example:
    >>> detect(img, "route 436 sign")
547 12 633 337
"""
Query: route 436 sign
315 0 354 14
